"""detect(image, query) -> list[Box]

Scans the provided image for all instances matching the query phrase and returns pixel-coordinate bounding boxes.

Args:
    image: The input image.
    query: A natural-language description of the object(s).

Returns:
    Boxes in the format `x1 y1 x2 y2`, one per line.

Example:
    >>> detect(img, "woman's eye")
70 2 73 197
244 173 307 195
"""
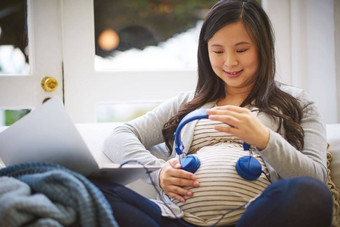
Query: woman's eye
236 49 248 53
213 50 223 54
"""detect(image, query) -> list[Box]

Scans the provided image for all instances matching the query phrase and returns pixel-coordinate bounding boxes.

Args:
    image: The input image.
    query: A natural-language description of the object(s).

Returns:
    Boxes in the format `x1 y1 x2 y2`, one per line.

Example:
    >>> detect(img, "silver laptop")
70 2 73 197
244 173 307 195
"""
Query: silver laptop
0 97 159 185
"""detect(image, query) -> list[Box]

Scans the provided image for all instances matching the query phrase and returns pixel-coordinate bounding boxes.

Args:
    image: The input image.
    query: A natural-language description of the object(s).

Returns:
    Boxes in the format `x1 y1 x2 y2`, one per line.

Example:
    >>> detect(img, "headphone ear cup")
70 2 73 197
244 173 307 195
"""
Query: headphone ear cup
236 156 262 180
180 155 201 173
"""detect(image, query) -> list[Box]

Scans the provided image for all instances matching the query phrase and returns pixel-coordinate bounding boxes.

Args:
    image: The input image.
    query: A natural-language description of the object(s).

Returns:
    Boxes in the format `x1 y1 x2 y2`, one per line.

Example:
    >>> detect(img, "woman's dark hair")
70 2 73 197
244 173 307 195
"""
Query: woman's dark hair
162 0 304 152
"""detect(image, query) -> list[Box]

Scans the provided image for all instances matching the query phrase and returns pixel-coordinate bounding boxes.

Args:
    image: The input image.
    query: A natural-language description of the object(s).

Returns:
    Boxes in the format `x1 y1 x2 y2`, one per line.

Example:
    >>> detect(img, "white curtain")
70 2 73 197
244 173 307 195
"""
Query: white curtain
263 0 339 123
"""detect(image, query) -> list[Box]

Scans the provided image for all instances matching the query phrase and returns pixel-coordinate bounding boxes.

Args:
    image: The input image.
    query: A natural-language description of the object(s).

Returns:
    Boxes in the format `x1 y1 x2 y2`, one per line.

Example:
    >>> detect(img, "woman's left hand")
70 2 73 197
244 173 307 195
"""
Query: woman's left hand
206 106 270 150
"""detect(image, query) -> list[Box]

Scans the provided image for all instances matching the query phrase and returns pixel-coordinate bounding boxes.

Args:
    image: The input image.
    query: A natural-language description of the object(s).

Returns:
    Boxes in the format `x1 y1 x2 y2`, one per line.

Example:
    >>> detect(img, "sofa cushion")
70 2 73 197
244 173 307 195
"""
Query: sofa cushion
327 124 340 189
327 151 340 226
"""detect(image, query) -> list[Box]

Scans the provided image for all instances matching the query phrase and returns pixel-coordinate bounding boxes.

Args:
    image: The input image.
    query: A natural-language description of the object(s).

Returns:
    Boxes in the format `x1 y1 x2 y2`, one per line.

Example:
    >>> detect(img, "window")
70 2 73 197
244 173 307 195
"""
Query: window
94 0 216 72
93 0 217 122
0 0 31 126
0 109 31 126
0 0 29 75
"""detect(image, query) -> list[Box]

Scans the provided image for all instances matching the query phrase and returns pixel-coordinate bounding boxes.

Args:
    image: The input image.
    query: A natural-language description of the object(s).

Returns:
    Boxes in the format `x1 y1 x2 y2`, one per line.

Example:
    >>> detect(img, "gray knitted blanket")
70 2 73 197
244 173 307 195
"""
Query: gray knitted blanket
0 162 118 227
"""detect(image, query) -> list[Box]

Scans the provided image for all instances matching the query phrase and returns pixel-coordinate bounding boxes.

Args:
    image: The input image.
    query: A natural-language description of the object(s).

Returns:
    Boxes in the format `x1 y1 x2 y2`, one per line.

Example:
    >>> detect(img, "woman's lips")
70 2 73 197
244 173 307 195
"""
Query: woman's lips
224 69 243 78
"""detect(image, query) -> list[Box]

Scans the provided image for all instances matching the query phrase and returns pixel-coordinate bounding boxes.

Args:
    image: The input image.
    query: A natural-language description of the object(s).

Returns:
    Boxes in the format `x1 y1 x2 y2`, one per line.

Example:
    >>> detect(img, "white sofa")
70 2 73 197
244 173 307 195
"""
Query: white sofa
1 123 340 225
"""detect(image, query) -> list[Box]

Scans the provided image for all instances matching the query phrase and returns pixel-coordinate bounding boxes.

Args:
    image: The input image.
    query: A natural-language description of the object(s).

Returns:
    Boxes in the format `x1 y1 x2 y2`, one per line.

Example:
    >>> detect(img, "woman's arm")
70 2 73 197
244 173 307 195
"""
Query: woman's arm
103 91 194 166
103 91 201 199
260 96 328 183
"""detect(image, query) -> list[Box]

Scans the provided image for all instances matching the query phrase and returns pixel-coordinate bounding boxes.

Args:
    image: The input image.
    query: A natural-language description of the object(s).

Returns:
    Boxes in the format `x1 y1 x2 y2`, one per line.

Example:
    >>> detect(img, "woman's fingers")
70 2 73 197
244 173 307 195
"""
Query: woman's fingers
206 106 270 149
162 169 198 187
207 106 252 125
159 158 200 202
167 186 194 202
209 105 251 113
209 113 240 128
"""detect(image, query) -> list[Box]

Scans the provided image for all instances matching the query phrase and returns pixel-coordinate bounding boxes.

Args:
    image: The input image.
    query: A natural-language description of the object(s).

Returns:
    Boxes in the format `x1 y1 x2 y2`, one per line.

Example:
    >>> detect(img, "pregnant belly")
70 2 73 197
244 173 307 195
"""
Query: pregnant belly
174 143 270 226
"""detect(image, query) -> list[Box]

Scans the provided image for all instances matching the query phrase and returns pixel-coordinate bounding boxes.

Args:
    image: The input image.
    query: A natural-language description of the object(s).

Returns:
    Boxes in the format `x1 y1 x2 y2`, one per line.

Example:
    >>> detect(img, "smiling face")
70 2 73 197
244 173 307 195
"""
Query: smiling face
208 21 259 95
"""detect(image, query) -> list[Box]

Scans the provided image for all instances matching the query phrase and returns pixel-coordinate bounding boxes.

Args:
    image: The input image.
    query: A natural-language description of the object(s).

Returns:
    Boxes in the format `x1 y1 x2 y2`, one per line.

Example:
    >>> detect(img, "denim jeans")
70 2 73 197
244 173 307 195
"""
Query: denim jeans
90 176 333 227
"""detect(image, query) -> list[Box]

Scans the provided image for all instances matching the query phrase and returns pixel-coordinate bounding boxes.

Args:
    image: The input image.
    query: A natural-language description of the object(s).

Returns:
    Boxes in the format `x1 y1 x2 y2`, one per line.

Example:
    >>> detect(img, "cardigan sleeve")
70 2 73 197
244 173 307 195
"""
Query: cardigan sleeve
260 88 328 183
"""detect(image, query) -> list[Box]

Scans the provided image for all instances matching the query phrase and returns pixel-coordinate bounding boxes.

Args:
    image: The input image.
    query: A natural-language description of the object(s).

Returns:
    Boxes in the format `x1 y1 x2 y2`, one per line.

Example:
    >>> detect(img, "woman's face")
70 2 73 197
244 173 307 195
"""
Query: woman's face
208 21 259 94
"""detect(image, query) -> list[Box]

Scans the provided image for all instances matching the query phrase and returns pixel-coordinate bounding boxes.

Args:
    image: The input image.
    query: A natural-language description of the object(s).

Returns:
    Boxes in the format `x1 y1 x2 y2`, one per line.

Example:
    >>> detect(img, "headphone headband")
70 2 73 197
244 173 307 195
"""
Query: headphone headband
174 109 209 155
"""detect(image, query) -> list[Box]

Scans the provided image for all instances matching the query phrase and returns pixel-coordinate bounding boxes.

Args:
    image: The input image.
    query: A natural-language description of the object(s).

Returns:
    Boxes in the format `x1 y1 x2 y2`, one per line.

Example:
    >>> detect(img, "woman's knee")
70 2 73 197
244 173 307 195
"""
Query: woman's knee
237 177 333 227
289 177 332 207
280 177 333 227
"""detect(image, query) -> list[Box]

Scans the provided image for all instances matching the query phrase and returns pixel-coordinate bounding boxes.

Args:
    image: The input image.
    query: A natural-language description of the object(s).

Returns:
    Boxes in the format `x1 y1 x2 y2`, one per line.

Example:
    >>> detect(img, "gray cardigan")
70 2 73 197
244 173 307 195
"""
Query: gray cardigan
103 84 328 192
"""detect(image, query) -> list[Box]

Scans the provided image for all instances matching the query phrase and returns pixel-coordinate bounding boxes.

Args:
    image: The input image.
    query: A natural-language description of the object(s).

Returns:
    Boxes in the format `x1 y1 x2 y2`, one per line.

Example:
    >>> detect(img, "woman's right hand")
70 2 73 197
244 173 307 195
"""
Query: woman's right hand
159 158 200 202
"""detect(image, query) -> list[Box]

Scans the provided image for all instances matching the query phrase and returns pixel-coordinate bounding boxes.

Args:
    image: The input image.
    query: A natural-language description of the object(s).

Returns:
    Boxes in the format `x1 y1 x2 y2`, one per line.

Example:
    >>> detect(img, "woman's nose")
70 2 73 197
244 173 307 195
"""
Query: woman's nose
224 52 238 67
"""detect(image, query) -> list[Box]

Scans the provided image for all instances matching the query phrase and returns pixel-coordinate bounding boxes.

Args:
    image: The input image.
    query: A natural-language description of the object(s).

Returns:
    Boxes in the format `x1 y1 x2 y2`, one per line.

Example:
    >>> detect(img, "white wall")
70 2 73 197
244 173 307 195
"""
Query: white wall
263 0 338 123
335 0 340 122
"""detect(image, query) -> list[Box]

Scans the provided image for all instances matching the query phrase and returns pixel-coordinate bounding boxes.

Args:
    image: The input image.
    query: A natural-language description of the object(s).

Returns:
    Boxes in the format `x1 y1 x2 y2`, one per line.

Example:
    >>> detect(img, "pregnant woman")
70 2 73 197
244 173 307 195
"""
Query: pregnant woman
94 0 333 226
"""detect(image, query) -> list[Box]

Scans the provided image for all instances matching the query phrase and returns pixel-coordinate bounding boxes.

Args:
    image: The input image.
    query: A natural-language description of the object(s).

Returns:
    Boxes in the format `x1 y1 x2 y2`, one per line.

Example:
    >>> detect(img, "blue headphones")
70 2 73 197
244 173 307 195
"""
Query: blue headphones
174 108 262 181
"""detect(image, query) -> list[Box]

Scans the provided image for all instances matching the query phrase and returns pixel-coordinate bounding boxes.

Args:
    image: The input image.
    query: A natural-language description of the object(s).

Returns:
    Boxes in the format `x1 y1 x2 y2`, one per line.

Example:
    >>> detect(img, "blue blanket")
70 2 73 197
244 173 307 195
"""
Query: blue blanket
0 162 118 227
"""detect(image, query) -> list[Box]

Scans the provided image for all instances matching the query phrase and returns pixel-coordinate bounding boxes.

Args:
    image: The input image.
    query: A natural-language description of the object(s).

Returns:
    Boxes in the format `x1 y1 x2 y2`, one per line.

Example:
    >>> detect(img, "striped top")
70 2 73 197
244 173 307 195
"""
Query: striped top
173 119 270 226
